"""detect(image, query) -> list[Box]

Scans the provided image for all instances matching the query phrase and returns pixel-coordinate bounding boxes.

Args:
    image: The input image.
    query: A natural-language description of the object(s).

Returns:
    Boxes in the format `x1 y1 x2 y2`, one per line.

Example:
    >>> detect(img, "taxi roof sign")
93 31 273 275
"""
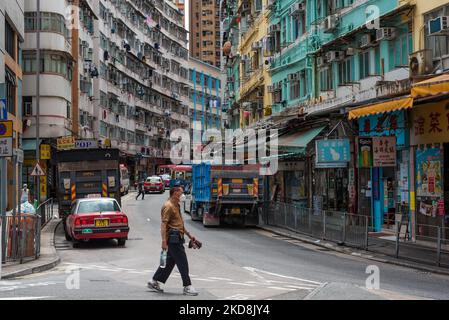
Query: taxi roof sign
30 162 46 176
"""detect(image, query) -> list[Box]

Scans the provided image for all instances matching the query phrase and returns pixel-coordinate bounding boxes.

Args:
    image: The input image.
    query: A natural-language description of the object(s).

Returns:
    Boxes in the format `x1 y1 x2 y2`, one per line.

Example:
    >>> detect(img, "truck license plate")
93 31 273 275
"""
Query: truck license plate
231 208 241 214
95 219 109 227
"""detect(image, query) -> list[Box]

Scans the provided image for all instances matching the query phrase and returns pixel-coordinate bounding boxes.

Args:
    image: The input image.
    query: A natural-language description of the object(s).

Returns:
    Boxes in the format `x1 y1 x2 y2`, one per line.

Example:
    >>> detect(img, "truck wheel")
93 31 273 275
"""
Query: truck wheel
117 238 126 247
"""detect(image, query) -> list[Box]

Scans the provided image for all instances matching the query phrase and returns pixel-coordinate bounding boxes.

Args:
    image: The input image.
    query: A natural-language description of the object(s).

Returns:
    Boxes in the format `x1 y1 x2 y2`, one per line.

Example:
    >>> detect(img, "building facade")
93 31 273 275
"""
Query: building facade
221 0 449 237
22 0 191 193
190 0 221 67
0 0 25 211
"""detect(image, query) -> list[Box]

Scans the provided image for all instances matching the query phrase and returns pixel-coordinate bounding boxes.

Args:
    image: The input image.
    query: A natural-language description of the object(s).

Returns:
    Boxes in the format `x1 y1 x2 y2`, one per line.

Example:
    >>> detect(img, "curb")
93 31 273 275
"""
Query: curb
1 220 61 280
257 225 449 277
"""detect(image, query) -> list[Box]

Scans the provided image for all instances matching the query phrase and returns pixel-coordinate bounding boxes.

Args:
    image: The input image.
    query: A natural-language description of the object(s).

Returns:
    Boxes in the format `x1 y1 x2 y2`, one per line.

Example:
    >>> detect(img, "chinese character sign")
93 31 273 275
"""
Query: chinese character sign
411 102 449 145
372 136 396 167
358 111 406 147
315 139 350 167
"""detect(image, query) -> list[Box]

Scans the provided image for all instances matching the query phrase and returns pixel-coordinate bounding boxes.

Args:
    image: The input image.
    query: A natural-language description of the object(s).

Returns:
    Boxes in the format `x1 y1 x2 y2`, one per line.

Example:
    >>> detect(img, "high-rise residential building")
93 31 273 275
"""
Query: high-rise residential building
189 0 221 67
0 0 25 211
97 0 190 182
22 0 191 194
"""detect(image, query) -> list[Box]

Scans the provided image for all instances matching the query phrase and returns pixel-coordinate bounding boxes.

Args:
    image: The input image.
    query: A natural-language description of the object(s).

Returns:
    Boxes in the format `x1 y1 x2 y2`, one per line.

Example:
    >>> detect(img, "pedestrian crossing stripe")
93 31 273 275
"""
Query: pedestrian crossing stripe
30 163 46 176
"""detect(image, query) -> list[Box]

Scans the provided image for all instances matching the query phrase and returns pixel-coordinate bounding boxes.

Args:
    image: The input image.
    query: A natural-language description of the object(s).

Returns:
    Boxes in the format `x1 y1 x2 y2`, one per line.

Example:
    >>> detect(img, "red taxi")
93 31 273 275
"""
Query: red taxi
144 176 165 194
65 198 129 247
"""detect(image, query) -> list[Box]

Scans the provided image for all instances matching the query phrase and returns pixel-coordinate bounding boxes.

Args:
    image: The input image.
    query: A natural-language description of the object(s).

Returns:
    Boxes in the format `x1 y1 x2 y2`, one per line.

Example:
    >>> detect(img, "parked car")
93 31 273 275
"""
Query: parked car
160 174 171 189
144 176 165 194
65 198 129 247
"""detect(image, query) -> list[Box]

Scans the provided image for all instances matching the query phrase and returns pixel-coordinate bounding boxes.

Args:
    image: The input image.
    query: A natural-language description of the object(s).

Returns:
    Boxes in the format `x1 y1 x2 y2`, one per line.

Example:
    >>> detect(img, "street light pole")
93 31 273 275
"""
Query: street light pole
35 0 41 206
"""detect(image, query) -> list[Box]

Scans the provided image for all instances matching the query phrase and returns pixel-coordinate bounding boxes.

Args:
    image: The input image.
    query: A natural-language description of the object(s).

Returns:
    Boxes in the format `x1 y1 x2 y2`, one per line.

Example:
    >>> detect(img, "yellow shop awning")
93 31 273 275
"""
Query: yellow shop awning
348 96 413 120
411 74 449 98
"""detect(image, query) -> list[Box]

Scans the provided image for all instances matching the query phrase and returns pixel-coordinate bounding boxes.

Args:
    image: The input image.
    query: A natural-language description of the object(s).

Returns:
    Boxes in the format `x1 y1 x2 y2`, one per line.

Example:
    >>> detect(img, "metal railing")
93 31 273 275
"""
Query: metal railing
36 198 54 228
1 214 41 263
263 202 449 268
1 198 54 264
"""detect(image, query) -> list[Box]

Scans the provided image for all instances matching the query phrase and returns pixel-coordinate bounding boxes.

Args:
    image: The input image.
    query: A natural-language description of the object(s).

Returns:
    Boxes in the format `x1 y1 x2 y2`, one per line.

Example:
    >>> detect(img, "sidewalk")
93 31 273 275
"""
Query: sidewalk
258 224 449 276
1 218 61 280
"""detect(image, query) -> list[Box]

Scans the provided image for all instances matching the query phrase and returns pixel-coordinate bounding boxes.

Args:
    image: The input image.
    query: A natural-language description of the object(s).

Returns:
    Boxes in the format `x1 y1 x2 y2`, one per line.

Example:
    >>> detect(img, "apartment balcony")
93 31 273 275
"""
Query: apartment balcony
307 68 411 116
240 68 263 99
135 121 148 132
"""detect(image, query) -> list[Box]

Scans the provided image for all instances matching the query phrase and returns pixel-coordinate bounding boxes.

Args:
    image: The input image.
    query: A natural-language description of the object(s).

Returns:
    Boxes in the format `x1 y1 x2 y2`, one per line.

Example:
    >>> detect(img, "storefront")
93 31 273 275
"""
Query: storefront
349 98 411 232
312 138 351 212
267 125 327 209
410 100 449 233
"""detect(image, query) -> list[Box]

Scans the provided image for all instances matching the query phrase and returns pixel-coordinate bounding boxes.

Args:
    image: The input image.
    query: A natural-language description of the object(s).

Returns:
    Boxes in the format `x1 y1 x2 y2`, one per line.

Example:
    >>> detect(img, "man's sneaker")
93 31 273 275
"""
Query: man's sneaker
147 280 163 293
183 285 199 296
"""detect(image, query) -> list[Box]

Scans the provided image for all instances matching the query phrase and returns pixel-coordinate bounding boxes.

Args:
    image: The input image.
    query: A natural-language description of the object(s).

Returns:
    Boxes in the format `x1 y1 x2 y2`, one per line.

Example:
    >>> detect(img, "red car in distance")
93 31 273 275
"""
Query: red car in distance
65 198 129 247
144 176 165 194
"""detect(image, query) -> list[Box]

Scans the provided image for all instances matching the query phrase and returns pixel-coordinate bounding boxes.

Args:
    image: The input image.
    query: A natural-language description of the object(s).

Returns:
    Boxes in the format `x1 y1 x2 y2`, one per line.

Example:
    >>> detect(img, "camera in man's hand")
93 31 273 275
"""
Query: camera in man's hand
188 239 202 249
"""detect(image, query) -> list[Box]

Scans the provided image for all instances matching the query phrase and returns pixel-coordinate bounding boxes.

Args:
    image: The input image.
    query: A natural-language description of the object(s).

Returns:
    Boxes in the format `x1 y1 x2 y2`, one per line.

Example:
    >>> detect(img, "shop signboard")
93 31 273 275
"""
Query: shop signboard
57 136 75 150
411 102 449 145
315 139 350 168
416 148 443 198
356 137 373 168
358 110 407 147
40 144 51 159
372 136 396 167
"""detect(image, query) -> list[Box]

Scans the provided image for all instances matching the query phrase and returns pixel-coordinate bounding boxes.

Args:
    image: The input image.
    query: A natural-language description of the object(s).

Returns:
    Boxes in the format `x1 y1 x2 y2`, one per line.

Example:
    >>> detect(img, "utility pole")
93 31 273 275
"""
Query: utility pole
35 0 41 206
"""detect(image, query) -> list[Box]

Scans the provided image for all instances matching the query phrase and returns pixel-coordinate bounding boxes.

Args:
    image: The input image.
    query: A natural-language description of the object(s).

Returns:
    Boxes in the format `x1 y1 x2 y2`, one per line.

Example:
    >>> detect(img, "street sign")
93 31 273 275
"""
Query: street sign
0 138 12 157
0 120 13 138
40 144 51 159
75 139 98 149
13 148 24 163
30 162 46 176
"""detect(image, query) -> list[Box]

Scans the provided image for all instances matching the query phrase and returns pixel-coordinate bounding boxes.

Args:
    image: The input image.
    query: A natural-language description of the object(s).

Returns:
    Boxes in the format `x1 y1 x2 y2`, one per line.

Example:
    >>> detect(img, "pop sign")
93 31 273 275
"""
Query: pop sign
75 140 98 149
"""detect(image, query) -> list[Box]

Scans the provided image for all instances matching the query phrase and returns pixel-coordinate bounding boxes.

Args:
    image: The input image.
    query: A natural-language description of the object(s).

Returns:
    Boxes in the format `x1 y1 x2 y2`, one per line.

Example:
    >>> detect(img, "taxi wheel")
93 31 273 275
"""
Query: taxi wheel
117 238 126 247
64 228 72 241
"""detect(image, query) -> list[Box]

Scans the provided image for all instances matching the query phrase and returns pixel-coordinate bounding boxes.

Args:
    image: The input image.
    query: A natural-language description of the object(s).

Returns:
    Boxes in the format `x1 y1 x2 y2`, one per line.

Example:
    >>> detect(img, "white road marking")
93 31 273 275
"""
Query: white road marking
192 278 215 282
228 282 257 287
221 294 254 300
243 267 322 285
209 277 233 281
0 296 53 300
267 286 296 291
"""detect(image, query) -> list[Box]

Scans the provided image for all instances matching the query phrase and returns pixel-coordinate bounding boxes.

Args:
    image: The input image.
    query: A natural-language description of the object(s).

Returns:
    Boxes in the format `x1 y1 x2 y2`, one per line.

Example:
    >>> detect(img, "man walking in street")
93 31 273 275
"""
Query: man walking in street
136 179 145 200
147 185 199 296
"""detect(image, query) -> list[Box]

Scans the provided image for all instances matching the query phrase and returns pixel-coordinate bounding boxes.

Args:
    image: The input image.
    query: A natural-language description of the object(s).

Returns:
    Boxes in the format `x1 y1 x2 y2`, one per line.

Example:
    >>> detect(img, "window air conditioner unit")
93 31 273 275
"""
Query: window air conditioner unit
287 73 298 81
409 49 433 77
290 2 305 16
360 34 374 48
326 50 344 62
317 56 326 67
428 16 449 35
267 0 276 9
267 85 274 93
346 47 355 56
376 27 396 41
323 14 338 33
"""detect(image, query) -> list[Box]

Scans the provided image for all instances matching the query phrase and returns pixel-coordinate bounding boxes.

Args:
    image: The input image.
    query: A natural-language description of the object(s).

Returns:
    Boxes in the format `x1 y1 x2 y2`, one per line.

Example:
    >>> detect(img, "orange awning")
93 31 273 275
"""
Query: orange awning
411 74 449 98
348 96 413 120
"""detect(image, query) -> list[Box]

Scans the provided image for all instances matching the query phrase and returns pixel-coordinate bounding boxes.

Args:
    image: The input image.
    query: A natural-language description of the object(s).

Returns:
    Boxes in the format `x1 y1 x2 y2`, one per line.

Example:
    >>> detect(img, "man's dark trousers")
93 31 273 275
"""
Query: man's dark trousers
136 190 144 200
153 242 191 287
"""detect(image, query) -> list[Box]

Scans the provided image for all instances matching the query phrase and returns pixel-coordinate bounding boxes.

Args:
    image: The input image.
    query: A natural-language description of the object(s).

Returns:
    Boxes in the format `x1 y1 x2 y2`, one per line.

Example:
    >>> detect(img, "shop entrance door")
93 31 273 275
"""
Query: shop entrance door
358 168 372 226
382 167 396 229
